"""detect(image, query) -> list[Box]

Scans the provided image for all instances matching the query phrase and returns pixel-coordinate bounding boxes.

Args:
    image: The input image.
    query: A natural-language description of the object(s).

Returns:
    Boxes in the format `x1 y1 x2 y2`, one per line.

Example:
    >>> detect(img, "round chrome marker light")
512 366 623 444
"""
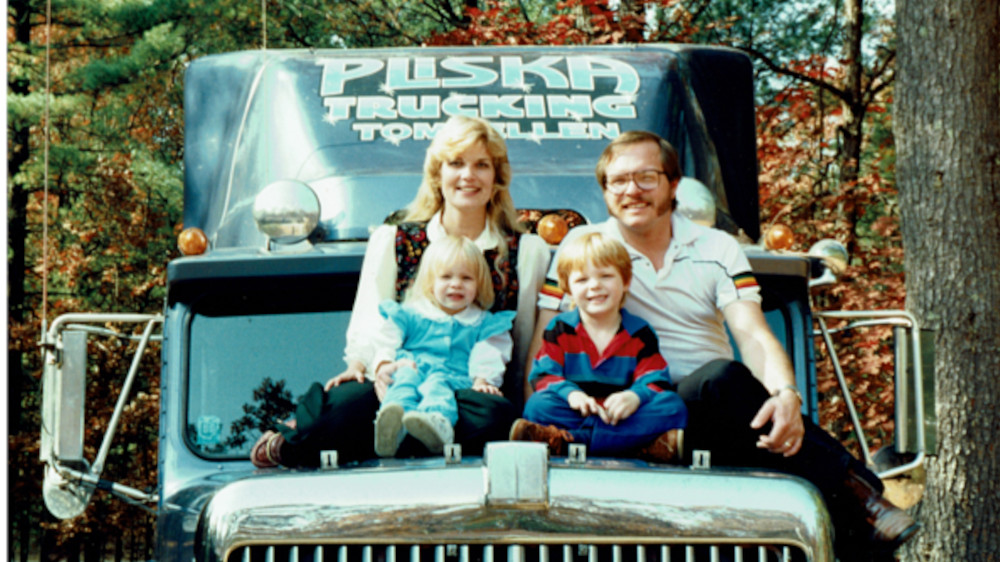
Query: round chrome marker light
809 239 849 275
676 177 716 227
253 180 321 244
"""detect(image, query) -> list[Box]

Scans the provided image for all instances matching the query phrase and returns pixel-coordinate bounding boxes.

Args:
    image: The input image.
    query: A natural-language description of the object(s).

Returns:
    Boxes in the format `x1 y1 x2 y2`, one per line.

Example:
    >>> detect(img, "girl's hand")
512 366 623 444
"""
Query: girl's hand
567 391 606 420
602 391 640 425
373 359 415 401
324 361 367 390
472 378 502 396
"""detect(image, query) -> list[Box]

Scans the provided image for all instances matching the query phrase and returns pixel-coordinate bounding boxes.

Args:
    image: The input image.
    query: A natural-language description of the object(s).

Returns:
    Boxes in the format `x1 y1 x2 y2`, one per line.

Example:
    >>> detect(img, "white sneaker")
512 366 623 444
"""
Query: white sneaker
374 403 405 457
403 411 454 454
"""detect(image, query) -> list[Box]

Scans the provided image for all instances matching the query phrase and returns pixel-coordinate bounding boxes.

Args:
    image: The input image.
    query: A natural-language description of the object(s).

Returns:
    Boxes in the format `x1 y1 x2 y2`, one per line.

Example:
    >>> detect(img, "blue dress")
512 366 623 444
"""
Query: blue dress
379 300 516 424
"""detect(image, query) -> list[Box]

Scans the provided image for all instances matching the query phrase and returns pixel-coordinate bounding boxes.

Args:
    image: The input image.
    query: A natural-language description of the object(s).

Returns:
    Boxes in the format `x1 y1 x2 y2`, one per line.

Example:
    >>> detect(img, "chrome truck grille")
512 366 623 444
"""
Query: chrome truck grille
196 445 832 562
227 543 807 562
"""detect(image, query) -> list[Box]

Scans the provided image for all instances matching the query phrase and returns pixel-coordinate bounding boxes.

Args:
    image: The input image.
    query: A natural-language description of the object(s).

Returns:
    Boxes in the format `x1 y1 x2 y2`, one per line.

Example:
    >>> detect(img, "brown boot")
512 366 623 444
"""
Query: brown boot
843 471 920 549
639 429 684 464
509 419 574 456
250 430 285 468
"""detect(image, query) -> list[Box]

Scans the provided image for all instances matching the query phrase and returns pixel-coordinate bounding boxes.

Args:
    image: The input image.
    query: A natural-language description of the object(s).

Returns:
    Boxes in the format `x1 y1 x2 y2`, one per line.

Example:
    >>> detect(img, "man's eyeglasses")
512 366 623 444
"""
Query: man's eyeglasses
605 170 667 193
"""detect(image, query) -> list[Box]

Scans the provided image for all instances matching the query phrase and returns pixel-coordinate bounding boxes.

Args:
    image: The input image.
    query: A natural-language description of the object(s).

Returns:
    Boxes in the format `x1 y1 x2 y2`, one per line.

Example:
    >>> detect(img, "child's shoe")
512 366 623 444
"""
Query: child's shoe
374 403 405 457
509 418 574 456
250 430 285 468
402 411 454 453
638 429 684 464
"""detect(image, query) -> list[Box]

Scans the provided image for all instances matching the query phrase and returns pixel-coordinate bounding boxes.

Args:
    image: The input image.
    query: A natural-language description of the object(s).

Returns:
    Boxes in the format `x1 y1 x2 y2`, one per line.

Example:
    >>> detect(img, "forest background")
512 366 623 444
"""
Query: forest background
8 0 912 559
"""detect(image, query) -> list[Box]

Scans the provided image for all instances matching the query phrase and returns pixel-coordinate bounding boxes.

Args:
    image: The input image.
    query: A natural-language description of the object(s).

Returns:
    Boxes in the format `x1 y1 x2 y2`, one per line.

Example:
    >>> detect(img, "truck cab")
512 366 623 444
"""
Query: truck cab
40 45 931 562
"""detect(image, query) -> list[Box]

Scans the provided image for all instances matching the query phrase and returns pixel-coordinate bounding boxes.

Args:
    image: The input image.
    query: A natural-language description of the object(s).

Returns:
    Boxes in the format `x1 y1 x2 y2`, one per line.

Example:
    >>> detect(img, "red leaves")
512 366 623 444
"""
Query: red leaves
758 62 903 455
426 0 699 47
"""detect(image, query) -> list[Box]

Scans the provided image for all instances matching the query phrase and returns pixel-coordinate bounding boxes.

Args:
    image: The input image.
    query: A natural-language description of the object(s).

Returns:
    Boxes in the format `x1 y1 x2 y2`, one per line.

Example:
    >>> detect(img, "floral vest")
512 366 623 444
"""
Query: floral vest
394 221 520 313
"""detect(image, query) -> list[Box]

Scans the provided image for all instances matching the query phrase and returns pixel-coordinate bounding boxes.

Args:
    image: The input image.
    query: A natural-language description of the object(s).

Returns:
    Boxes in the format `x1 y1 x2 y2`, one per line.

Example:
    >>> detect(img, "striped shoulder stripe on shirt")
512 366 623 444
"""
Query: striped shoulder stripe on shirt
539 279 563 300
732 272 758 289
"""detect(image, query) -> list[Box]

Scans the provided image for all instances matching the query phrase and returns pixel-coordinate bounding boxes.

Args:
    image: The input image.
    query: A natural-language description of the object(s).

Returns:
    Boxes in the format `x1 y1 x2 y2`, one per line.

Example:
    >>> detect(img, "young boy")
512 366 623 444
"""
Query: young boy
510 232 687 462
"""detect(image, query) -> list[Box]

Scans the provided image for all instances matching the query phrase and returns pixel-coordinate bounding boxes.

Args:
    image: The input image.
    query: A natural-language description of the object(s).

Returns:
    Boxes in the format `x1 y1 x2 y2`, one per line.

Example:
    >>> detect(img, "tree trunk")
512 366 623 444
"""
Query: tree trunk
896 0 1000 559
7 0 33 440
838 0 865 254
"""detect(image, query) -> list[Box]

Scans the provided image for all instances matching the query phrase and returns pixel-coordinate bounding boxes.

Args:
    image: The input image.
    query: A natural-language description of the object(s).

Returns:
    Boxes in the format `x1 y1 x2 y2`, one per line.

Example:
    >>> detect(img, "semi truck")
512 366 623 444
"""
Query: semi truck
39 45 933 562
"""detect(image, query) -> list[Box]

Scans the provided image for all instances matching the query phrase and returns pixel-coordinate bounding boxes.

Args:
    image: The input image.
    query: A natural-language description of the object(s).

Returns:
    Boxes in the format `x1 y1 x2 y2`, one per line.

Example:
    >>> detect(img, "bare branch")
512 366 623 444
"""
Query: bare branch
738 45 851 104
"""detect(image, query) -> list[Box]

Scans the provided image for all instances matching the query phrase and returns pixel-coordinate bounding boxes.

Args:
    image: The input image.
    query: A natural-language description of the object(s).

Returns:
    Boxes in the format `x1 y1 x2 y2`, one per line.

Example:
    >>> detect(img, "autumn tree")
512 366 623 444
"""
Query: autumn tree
895 0 1000 558
678 0 896 257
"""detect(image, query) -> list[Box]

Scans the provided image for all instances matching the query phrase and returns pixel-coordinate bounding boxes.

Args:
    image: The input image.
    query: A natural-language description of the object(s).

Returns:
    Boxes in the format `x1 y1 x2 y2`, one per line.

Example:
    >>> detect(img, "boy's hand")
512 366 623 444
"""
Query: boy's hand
602 391 640 425
472 378 502 396
567 391 606 419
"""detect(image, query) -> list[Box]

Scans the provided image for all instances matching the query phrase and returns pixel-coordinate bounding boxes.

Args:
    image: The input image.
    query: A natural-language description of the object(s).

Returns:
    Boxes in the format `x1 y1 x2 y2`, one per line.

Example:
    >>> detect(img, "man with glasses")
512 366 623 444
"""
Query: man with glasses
527 130 918 556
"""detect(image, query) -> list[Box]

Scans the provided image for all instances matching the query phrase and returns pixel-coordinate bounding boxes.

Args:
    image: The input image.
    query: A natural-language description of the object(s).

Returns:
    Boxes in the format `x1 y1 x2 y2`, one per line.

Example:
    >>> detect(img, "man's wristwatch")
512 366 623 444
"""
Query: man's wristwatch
772 383 803 404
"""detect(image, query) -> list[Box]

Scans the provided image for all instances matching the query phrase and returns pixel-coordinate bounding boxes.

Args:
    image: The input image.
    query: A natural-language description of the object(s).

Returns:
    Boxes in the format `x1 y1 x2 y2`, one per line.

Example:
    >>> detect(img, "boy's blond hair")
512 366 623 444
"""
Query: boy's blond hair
408 235 495 311
556 232 632 305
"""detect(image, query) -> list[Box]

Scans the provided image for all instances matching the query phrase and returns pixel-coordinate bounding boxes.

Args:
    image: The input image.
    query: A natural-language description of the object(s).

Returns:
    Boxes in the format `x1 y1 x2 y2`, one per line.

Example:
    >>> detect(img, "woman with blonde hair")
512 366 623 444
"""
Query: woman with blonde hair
251 115 550 467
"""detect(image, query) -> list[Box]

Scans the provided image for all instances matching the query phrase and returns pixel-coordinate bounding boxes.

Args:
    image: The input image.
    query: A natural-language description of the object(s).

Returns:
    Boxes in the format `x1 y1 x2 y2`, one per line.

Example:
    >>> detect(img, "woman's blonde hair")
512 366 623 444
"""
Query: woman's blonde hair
408 235 495 311
556 232 632 306
404 115 523 238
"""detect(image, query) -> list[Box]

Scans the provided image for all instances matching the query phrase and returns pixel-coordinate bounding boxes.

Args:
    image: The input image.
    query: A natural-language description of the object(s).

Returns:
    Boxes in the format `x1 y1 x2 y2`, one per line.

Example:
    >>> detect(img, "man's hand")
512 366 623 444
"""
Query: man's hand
472 378 502 396
750 390 804 456
324 360 366 390
567 391 606 420
602 391 640 425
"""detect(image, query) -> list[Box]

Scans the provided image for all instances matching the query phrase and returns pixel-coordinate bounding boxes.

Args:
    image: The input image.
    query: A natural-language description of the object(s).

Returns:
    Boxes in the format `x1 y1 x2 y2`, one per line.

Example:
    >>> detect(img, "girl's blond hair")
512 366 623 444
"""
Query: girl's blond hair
556 232 632 306
404 115 523 240
408 235 495 311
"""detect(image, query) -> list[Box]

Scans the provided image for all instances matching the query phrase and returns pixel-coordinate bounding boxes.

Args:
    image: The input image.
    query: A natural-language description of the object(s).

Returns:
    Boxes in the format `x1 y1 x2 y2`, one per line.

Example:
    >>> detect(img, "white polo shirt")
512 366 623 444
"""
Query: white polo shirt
538 214 761 381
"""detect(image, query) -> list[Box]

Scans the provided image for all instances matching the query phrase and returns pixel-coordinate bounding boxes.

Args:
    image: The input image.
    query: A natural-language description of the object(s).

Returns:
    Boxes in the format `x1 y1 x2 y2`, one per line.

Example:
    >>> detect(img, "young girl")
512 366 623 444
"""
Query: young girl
371 235 516 456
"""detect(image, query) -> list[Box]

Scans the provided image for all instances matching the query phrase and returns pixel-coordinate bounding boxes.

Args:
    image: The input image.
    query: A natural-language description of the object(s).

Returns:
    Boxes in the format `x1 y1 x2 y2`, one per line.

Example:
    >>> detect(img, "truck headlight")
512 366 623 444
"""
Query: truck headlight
252 180 321 245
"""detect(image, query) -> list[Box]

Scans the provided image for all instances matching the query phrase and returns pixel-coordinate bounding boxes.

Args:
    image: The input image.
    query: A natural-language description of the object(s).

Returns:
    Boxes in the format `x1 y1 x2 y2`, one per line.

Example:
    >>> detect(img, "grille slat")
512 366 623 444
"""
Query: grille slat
229 543 809 562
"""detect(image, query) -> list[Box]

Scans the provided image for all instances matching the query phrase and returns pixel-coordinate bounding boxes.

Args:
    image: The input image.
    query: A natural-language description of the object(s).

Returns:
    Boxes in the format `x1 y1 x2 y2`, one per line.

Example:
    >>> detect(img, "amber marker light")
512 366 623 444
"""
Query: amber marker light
537 213 569 245
764 224 795 250
178 227 208 256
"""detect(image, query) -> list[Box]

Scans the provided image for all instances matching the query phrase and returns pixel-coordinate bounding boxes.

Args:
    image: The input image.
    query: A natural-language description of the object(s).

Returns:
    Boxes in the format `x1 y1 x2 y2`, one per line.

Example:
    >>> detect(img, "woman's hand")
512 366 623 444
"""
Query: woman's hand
324 361 367 391
567 391 605 419
602 391 639 425
472 378 502 396
373 359 415 401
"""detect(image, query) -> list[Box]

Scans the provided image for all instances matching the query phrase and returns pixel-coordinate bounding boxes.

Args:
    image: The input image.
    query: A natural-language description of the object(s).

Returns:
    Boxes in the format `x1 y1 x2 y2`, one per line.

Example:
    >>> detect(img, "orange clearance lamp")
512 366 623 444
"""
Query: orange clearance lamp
537 214 569 245
764 224 794 250
178 227 209 256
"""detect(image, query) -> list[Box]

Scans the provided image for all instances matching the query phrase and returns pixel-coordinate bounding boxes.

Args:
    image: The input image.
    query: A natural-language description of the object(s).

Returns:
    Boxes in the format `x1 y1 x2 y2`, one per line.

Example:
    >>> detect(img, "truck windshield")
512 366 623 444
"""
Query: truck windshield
185 295 352 459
